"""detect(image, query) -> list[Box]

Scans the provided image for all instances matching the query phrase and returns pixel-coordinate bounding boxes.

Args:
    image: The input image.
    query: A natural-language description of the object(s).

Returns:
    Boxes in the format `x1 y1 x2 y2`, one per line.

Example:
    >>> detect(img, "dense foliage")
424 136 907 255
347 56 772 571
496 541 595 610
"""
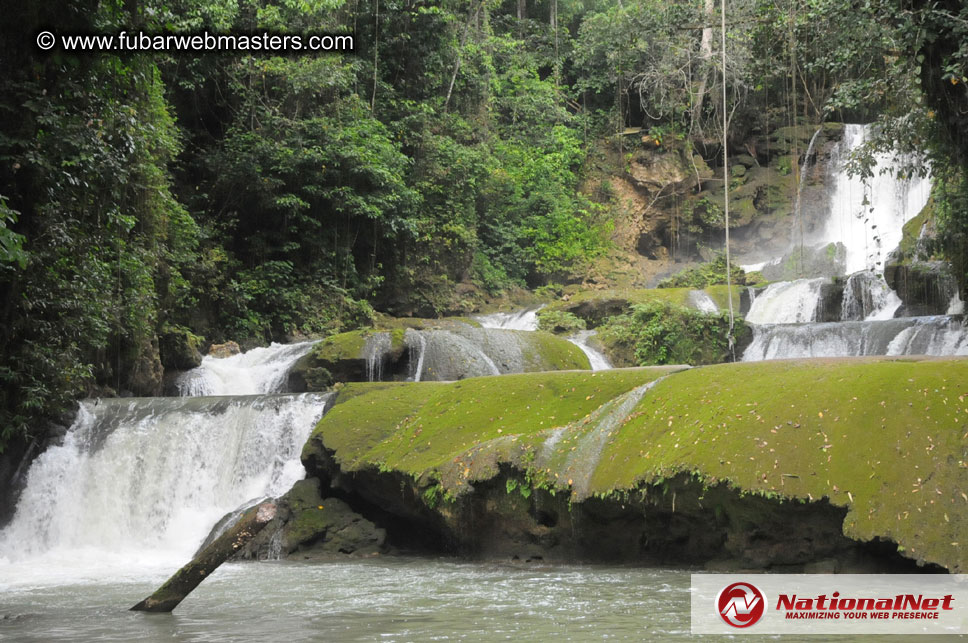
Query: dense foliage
0 0 966 454
657 253 748 288
599 301 742 366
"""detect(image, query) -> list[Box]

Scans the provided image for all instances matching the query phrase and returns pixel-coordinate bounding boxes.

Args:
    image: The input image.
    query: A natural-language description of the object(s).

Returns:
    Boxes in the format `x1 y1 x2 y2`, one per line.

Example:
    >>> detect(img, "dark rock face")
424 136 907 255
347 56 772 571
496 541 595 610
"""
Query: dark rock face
227 478 387 560
816 279 845 322
884 256 958 317
124 335 165 397
301 451 929 571
159 328 203 370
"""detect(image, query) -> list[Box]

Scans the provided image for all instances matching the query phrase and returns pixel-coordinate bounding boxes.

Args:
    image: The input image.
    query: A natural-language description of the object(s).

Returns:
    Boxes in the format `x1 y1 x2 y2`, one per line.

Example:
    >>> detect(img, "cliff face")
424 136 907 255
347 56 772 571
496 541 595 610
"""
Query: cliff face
295 358 968 571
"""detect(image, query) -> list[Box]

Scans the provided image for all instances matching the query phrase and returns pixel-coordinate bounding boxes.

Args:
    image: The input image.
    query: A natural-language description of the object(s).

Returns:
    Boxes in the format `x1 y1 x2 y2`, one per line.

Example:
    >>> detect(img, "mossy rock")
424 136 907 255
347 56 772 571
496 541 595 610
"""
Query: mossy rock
731 164 747 178
281 478 386 557
302 357 968 571
735 154 756 168
159 326 203 371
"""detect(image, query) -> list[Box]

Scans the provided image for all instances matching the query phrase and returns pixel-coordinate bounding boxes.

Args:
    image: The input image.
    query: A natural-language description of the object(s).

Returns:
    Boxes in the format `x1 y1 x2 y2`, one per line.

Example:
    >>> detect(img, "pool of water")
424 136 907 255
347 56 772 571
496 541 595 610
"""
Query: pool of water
0 558 950 641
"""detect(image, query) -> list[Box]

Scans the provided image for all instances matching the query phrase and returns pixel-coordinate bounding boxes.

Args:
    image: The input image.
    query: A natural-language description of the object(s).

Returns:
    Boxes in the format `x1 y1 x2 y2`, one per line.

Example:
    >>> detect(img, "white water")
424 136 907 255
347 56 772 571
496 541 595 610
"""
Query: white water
745 279 825 324
473 305 544 331
0 392 330 586
841 271 903 321
567 330 612 371
363 332 392 382
176 341 316 396
948 292 965 315
817 124 931 275
687 290 718 313
743 316 968 361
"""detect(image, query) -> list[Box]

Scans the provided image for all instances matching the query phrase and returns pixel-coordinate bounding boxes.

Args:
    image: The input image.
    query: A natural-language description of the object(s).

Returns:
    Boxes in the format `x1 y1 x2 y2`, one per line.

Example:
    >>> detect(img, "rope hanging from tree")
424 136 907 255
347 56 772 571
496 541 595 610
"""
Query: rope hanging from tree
721 0 736 360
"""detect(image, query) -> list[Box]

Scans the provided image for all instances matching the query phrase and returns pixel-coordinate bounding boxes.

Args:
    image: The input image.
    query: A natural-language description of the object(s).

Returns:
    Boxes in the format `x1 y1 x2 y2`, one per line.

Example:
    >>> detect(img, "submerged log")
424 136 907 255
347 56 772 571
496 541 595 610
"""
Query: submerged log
130 501 277 613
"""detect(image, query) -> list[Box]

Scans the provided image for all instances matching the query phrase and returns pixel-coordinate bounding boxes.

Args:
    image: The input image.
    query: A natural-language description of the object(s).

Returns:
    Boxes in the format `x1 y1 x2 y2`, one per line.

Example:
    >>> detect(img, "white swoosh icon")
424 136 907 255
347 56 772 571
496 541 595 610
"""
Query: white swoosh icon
721 584 762 626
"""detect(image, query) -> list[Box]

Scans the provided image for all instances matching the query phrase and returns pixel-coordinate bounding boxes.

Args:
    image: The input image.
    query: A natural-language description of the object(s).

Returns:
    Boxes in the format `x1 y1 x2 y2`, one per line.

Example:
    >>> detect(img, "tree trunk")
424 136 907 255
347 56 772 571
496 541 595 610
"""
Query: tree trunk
130 501 277 613
691 0 715 136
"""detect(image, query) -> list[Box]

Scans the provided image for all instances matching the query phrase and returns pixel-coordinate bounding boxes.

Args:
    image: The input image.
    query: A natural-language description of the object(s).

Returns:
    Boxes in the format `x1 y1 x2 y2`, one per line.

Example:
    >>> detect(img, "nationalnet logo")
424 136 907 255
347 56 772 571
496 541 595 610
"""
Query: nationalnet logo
717 582 765 627
692 574 968 635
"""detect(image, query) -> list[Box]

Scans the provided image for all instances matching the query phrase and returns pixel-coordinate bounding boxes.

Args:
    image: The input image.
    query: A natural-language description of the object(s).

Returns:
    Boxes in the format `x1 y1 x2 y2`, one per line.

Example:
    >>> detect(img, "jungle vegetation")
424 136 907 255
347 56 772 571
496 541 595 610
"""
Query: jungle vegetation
0 0 965 452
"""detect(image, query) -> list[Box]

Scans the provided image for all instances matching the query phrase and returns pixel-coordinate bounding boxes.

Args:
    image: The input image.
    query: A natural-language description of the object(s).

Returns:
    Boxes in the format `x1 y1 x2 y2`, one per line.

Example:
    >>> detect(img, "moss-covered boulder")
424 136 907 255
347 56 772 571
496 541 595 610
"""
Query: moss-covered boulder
302 358 968 570
228 478 387 560
289 323 591 389
543 286 747 326
159 326 204 370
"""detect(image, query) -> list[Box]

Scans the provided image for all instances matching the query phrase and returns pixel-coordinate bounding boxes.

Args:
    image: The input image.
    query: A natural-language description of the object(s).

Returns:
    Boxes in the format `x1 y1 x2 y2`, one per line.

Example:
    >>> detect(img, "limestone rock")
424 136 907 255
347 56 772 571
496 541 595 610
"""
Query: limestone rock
208 341 241 358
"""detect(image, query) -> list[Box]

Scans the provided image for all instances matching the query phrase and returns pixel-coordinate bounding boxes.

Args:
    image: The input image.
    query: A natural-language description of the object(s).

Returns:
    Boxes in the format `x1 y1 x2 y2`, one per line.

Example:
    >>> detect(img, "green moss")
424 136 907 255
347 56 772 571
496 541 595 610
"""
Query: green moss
591 357 968 571
282 479 333 545
898 196 935 260
305 357 968 571
312 330 369 362
373 316 482 330
522 331 590 370
305 368 678 481
704 285 743 311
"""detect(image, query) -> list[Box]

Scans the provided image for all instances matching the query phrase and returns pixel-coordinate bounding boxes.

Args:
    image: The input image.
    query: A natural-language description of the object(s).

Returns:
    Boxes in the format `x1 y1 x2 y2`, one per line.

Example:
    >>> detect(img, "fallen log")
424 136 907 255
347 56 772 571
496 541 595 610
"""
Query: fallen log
131 501 277 613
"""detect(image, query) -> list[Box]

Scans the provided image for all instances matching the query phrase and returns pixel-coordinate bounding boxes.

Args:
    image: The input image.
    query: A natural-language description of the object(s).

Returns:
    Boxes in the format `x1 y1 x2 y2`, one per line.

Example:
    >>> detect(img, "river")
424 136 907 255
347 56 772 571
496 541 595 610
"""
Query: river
0 558 922 641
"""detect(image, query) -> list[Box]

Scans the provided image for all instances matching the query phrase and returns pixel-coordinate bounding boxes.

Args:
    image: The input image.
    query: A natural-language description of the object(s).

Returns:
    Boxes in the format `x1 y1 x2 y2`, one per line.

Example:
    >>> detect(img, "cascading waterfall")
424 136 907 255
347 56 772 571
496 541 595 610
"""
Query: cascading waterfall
363 332 392 382
745 279 825 324
840 271 902 321
0 392 330 580
0 342 331 585
567 331 612 371
473 306 544 331
818 124 931 275
737 124 960 362
687 290 719 313
743 316 968 361
176 341 316 396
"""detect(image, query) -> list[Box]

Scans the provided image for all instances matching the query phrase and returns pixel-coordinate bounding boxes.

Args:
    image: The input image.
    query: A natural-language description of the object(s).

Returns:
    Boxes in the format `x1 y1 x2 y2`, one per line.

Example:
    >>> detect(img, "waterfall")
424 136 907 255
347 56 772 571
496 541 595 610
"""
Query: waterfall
791 128 824 264
473 305 544 331
567 331 612 371
0 392 331 577
404 328 506 381
687 290 719 313
363 333 392 382
176 341 316 396
841 271 902 321
405 329 428 381
818 124 931 275
949 292 966 315
745 278 825 324
742 316 968 361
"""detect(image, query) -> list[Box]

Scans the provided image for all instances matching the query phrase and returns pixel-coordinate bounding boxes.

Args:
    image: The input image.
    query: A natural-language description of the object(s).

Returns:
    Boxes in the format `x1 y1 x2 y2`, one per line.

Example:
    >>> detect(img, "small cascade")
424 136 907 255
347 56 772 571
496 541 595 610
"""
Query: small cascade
404 328 504 381
841 271 902 321
539 380 663 499
745 279 825 324
473 305 544 331
405 329 428 382
819 124 931 274
791 128 825 262
362 332 392 382
742 316 968 361
948 292 965 315
687 290 719 313
567 331 612 371
0 392 331 570
176 341 316 396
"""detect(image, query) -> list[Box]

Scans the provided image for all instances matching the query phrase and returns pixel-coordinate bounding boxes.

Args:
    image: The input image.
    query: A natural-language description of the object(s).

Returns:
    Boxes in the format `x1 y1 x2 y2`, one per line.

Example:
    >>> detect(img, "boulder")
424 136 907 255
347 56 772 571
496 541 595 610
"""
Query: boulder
208 341 241 358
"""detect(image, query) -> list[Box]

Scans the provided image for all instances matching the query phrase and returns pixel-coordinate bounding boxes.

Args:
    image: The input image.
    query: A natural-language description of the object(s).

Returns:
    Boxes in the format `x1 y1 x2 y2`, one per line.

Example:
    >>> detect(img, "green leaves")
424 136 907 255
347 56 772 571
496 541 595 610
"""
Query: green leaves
0 197 27 270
